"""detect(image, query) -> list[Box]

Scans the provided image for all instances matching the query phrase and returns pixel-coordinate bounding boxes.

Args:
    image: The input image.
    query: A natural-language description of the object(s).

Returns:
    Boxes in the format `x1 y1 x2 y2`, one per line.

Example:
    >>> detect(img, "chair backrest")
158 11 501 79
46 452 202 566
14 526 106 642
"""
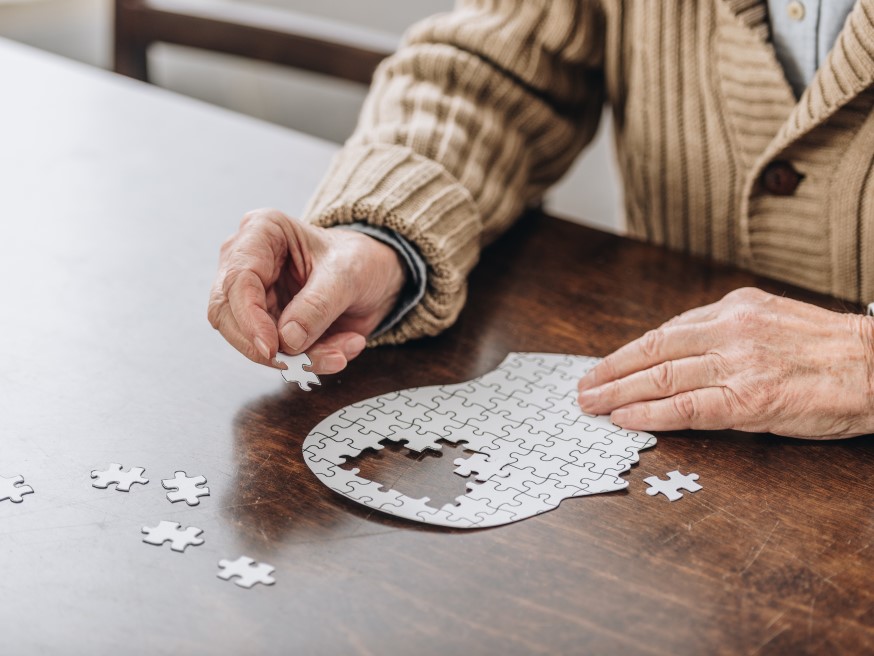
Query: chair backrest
114 0 396 84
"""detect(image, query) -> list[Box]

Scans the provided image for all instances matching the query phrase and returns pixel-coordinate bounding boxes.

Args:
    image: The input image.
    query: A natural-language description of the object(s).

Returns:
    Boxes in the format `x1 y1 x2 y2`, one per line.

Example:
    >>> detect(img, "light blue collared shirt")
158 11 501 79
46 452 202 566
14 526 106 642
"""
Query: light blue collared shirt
767 0 858 97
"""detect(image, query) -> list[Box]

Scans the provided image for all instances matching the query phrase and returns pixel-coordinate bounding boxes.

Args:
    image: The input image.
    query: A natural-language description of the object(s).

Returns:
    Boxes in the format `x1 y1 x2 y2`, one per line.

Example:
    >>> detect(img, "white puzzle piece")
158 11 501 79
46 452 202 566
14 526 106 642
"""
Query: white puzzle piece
303 353 657 528
91 463 149 492
217 556 276 588
453 452 511 482
644 470 702 501
0 474 34 503
275 352 321 391
142 521 204 552
162 471 210 506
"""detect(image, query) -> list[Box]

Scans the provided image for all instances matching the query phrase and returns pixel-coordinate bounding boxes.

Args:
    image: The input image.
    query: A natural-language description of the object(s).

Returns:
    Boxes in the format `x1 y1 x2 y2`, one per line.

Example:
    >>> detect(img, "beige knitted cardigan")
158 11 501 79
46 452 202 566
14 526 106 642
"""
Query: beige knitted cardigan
303 0 874 345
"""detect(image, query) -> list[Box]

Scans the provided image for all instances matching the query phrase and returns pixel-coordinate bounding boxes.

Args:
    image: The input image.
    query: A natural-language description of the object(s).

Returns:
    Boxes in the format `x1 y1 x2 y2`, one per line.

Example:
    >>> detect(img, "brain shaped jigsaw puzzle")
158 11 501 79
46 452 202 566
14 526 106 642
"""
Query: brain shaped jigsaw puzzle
303 353 656 528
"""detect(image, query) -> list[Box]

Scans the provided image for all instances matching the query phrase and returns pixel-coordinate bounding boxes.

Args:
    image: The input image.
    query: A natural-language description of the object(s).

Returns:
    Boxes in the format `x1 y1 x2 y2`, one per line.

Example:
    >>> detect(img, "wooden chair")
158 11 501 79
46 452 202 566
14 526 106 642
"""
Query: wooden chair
113 0 396 85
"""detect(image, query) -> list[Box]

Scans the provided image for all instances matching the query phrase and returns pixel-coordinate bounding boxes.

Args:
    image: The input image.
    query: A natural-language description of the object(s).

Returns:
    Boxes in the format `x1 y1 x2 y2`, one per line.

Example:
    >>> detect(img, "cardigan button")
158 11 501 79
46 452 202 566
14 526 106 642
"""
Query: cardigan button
761 161 803 196
787 1 806 21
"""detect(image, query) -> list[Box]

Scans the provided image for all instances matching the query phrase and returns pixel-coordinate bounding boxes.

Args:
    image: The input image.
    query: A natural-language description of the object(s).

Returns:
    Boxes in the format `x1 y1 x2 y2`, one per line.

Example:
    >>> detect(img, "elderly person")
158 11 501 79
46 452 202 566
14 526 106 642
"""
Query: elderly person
209 0 874 439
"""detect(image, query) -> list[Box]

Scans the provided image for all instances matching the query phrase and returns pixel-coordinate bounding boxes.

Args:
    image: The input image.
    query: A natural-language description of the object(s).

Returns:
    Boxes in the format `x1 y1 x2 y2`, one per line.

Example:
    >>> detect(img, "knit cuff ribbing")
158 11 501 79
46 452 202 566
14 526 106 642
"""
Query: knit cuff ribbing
302 143 483 345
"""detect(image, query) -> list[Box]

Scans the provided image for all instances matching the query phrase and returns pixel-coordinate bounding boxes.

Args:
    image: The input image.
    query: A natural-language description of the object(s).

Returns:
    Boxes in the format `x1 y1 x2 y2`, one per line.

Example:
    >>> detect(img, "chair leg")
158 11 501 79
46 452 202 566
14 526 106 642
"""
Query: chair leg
114 0 150 82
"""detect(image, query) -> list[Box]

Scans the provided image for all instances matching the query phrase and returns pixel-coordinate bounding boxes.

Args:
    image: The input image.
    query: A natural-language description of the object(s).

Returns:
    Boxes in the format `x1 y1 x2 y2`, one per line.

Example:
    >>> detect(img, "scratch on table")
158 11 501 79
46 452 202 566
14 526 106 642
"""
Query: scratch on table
808 594 817 639
0 493 129 524
819 542 871 591
662 509 720 543
687 509 719 530
765 610 786 630
287 528 398 546
752 625 789 654
249 452 272 479
694 497 767 537
198 496 286 514
0 517 131 538
739 520 780 575
335 624 378 656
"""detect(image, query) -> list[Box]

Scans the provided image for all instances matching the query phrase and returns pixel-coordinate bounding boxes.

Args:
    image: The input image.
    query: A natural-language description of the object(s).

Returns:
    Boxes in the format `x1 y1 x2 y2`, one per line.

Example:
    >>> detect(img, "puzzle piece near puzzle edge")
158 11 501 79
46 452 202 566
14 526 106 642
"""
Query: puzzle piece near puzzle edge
644 470 702 502
302 352 657 529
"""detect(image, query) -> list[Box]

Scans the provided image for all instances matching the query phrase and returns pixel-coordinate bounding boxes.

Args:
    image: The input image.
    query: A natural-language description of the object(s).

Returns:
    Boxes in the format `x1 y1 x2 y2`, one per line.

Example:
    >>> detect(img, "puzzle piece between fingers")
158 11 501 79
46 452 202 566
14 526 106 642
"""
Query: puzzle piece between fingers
275 353 321 391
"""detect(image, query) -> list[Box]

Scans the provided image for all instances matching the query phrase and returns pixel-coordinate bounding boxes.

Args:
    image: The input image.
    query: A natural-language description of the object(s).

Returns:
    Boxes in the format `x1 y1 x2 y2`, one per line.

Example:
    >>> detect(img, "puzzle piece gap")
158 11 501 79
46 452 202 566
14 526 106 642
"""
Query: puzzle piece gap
336 437 473 510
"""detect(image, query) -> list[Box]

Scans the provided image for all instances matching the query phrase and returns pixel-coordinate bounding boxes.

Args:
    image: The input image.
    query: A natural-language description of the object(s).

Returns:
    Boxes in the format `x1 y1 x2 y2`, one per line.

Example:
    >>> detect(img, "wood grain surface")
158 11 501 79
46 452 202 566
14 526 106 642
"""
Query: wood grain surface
2 38 873 656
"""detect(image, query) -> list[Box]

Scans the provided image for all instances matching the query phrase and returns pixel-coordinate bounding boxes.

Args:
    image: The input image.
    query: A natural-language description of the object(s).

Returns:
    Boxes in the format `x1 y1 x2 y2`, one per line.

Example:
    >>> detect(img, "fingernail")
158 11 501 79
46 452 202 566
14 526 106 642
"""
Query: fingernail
280 321 308 352
611 409 629 425
322 353 347 373
254 337 271 361
577 388 598 410
578 373 596 391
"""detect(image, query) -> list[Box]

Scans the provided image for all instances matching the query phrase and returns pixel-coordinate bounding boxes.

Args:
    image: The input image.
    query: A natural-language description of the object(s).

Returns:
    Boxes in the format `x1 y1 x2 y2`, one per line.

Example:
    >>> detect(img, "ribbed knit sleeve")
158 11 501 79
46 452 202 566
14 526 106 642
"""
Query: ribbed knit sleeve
302 0 607 345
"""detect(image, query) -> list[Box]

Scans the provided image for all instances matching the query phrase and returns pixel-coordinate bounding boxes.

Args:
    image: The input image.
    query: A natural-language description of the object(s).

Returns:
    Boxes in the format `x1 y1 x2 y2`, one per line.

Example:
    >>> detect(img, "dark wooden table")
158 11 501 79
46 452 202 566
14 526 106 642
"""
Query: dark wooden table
2 39 873 656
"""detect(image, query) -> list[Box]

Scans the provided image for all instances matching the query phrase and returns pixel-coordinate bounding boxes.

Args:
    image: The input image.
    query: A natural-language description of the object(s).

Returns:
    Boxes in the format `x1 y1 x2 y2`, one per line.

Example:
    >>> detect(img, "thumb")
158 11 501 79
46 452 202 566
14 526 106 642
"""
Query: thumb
277 270 351 354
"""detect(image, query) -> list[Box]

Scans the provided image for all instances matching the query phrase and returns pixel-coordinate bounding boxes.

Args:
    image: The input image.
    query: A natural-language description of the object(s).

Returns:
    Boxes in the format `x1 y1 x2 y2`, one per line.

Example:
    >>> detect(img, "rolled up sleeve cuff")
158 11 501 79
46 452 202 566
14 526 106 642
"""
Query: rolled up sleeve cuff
333 222 428 338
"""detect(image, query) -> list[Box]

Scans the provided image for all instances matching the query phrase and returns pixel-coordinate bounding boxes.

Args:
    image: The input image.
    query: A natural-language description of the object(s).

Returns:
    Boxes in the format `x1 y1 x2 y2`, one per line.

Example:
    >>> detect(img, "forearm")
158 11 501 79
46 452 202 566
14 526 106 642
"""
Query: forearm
303 0 607 344
343 0 607 244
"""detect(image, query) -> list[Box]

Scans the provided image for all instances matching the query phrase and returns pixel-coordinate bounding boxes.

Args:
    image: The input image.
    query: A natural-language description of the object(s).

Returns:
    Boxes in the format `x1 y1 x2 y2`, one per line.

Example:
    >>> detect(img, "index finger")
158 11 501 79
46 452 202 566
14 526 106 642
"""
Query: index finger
611 387 737 431
225 267 279 360
208 291 281 368
578 322 719 391
218 214 291 359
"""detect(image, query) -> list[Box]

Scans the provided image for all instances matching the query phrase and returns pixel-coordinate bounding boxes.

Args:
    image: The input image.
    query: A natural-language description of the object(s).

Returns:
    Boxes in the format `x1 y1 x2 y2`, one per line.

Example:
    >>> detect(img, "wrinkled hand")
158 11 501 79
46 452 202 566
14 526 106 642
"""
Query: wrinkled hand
208 208 406 374
577 288 874 439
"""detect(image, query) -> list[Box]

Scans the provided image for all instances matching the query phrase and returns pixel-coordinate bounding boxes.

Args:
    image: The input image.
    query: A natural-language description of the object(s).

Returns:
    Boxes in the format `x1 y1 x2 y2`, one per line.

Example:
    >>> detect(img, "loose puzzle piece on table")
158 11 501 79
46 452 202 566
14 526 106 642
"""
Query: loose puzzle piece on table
644 470 702 502
217 556 276 588
162 471 210 506
0 474 34 503
91 464 149 491
142 521 204 552
302 352 657 529
275 353 321 391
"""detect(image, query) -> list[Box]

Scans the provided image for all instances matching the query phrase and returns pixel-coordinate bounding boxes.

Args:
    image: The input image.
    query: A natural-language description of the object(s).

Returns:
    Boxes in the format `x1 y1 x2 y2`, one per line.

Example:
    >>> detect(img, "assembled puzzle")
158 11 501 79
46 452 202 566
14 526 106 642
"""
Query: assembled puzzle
303 353 657 528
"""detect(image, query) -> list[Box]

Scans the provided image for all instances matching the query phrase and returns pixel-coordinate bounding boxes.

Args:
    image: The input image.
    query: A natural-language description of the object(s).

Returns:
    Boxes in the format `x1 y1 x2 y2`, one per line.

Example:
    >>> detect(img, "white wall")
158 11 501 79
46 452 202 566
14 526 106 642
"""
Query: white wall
0 0 623 232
